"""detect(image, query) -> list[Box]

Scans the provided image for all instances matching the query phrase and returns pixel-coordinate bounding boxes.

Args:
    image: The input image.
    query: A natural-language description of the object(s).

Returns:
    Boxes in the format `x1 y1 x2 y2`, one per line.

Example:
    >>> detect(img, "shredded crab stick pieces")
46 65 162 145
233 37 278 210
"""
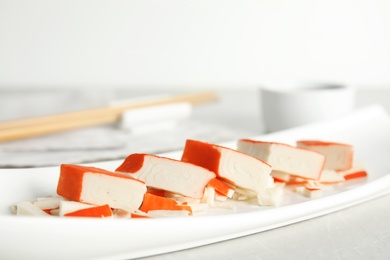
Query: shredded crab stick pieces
140 192 192 215
297 140 354 171
65 204 113 218
270 171 291 183
59 200 96 216
319 169 346 184
11 201 51 216
338 163 368 180
181 139 274 205
115 153 215 199
237 139 326 180
207 178 235 198
57 164 147 212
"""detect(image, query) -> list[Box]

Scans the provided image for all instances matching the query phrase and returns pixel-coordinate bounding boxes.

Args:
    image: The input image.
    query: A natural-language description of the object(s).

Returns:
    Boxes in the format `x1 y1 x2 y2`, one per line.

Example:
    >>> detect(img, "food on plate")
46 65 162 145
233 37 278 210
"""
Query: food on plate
115 153 216 199
238 139 367 198
57 200 90 215
295 185 323 198
140 192 192 215
237 139 325 180
64 204 113 218
57 164 147 212
207 178 235 198
11 201 51 216
181 139 277 206
11 138 368 218
318 169 346 184
181 139 273 193
338 163 368 180
296 140 354 171
270 171 291 183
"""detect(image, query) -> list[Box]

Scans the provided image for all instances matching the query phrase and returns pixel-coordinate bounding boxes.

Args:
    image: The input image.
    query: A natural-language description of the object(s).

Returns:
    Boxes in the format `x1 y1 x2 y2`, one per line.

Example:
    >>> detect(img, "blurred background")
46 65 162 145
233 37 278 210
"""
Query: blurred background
1 0 390 166
1 0 390 89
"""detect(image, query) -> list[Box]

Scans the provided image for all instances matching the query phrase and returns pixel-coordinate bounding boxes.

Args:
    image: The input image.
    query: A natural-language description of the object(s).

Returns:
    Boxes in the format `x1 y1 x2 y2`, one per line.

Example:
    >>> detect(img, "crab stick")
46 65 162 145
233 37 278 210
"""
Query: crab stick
181 139 273 194
116 153 215 199
57 164 147 212
65 204 113 218
338 163 368 180
58 200 95 216
207 178 235 198
33 197 63 211
13 201 51 216
140 192 192 214
296 186 323 198
297 140 354 171
270 171 291 183
319 169 345 184
130 212 150 218
237 139 325 180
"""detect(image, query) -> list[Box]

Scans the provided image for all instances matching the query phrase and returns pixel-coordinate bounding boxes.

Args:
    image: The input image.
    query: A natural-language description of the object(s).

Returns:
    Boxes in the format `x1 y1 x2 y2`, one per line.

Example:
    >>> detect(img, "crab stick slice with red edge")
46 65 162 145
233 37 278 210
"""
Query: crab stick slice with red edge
319 169 345 184
270 171 291 183
207 178 235 198
57 164 147 213
296 186 323 198
115 154 215 199
296 140 354 171
181 139 273 194
65 204 113 218
140 192 192 215
337 163 368 180
130 211 150 218
59 200 96 216
237 139 325 180
12 201 51 216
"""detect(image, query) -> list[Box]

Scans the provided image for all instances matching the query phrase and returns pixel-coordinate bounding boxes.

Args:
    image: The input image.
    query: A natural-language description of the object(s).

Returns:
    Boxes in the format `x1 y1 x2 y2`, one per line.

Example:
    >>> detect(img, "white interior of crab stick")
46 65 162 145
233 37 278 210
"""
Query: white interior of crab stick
57 164 147 212
116 154 216 199
181 140 273 194
296 140 354 171
215 147 273 193
237 139 325 180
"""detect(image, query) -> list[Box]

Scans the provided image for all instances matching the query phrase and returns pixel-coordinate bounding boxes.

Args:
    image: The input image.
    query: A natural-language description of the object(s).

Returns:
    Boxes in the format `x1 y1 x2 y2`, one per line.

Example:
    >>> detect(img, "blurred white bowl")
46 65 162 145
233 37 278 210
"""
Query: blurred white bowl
260 81 355 132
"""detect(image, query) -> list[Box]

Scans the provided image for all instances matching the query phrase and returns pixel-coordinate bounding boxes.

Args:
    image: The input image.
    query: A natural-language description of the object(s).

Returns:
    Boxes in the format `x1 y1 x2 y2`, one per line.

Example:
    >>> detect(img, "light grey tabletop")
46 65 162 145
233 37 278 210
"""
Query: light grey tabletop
1 87 389 260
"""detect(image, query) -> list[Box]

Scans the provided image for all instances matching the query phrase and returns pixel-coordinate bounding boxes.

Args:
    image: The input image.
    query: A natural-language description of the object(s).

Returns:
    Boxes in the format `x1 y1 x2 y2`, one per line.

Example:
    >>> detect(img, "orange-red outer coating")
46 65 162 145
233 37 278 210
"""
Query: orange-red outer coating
297 140 352 147
115 153 146 173
181 139 222 175
141 192 192 214
64 204 112 217
57 164 143 202
208 178 233 197
343 170 368 180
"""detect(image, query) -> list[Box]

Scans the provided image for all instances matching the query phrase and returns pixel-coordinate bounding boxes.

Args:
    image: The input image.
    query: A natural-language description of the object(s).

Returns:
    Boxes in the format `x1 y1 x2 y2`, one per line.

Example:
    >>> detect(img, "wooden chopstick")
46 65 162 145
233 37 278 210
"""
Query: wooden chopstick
0 91 218 142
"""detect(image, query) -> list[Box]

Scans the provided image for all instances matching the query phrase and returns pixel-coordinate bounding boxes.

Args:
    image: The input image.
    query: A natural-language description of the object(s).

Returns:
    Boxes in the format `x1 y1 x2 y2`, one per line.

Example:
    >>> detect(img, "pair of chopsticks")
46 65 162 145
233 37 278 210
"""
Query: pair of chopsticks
0 91 218 142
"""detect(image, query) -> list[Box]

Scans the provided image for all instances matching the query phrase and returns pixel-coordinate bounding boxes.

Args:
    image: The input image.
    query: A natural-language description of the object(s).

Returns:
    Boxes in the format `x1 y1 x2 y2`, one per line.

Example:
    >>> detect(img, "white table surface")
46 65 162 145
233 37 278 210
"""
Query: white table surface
1 87 390 260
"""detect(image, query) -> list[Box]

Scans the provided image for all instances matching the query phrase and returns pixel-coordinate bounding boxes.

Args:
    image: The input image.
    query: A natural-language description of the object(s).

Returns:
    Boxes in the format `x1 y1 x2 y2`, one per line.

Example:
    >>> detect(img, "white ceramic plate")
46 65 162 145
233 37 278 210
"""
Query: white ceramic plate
1 105 390 260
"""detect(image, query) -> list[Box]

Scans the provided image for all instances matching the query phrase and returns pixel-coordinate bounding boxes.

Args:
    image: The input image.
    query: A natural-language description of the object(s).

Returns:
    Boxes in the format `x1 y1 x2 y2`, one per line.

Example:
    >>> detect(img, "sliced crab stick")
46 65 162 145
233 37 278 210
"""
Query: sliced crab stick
270 171 291 183
296 186 323 198
338 164 368 180
207 178 235 198
13 201 50 216
115 154 215 199
58 200 95 216
65 204 113 218
57 164 147 212
297 140 354 171
319 169 345 184
237 139 325 180
181 139 273 194
140 192 192 214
